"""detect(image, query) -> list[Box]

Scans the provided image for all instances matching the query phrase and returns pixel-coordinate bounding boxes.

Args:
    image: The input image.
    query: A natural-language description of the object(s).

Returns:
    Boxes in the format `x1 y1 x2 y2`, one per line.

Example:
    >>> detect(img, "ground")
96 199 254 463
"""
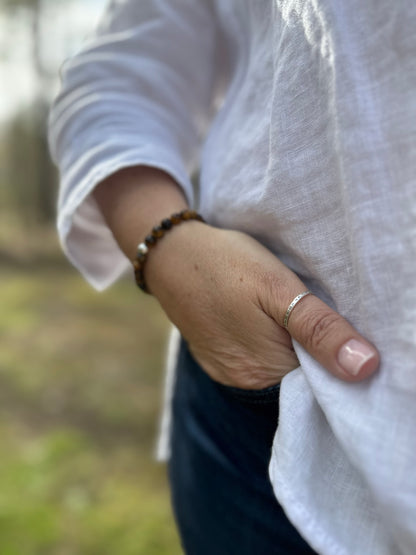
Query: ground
0 222 182 554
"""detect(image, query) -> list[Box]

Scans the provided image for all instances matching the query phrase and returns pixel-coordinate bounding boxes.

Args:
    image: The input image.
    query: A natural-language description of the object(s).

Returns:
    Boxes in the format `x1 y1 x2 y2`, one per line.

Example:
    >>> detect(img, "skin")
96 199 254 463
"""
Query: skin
93 165 380 389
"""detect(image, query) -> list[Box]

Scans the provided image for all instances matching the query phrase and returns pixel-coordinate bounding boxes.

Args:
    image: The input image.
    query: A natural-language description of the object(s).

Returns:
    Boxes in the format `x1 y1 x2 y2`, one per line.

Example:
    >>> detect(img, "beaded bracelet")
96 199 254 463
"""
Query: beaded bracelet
133 209 205 293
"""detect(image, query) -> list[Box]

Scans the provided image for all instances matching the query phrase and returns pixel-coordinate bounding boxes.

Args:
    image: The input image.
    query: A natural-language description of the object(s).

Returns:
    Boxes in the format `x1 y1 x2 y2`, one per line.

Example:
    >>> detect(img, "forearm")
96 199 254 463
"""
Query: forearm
93 165 189 262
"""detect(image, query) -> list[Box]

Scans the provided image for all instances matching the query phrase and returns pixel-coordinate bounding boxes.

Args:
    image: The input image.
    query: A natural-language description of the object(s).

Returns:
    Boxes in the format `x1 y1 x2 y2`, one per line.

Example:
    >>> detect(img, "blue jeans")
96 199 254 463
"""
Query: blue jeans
168 340 316 555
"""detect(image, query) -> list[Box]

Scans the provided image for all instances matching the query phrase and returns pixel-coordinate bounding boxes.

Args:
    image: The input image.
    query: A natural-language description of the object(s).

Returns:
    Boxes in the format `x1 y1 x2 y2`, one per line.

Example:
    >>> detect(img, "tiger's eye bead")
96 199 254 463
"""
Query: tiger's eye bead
170 213 182 224
145 235 156 246
161 218 173 230
152 225 165 238
181 209 197 220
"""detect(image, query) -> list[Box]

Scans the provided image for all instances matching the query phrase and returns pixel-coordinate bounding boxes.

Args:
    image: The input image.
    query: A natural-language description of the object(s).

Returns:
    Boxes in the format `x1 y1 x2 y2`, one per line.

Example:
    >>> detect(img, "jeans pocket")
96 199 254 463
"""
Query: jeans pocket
180 338 281 405
212 380 281 405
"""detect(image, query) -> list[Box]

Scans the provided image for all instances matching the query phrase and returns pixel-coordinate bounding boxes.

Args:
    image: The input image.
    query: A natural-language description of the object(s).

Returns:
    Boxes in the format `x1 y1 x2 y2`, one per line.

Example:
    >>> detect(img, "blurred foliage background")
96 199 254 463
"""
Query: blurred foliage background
0 1 182 553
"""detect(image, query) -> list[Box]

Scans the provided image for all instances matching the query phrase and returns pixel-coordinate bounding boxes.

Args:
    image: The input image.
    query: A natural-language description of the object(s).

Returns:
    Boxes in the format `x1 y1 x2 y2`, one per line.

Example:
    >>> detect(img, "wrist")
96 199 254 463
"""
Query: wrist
144 218 212 297
132 209 205 293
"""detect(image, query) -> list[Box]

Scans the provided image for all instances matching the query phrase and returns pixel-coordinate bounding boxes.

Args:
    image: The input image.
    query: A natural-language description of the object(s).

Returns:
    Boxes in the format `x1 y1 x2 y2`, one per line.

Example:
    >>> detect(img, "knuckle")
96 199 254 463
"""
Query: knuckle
303 309 341 351
256 270 290 317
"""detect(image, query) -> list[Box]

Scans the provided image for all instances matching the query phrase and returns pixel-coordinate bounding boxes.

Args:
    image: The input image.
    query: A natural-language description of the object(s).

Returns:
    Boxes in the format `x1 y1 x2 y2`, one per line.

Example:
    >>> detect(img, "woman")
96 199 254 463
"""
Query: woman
49 1 416 553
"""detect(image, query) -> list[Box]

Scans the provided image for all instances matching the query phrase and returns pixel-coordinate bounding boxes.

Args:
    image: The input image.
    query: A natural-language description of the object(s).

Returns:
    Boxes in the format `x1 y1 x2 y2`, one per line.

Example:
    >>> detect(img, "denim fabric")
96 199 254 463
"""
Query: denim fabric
168 340 317 555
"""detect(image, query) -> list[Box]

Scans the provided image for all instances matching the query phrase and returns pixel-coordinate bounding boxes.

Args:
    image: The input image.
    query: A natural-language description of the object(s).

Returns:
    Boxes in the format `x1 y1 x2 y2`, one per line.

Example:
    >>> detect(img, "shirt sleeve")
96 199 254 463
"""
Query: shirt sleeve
48 0 223 290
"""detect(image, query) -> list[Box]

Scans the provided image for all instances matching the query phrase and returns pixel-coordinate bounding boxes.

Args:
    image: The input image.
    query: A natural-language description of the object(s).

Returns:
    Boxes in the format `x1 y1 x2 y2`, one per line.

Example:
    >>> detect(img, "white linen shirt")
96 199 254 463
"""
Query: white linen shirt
49 1 416 554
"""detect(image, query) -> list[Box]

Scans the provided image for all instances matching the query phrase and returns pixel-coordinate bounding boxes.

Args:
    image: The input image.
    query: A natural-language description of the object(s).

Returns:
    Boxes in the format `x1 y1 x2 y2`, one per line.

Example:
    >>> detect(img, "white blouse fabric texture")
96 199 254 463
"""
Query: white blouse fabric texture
49 1 416 554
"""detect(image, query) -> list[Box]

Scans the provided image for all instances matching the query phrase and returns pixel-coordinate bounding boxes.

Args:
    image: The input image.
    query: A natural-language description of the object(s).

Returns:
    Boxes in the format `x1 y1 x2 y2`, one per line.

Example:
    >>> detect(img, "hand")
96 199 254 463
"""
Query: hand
93 167 379 389
147 222 380 389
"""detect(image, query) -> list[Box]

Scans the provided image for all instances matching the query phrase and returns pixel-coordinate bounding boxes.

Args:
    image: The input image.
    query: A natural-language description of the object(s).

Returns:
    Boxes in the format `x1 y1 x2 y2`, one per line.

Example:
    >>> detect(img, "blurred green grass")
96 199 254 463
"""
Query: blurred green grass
0 225 182 554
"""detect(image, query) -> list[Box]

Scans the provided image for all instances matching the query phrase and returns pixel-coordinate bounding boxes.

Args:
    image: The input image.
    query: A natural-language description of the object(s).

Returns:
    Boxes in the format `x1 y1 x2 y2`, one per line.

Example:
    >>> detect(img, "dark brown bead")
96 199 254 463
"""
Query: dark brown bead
152 225 165 238
161 218 173 230
145 235 156 246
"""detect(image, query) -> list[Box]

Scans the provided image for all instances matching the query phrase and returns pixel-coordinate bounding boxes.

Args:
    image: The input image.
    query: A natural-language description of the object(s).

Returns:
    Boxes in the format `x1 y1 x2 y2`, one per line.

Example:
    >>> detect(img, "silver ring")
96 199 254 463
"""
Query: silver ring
283 291 311 329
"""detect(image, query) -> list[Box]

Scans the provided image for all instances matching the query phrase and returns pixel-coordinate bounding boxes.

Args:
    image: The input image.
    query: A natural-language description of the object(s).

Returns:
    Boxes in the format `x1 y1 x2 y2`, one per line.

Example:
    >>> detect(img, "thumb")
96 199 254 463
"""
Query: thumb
276 290 380 382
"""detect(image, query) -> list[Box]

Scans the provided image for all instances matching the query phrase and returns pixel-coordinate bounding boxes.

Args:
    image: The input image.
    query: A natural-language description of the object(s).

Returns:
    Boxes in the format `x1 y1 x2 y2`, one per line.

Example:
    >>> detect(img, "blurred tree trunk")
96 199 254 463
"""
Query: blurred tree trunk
31 0 43 80
5 101 57 226
2 0 57 225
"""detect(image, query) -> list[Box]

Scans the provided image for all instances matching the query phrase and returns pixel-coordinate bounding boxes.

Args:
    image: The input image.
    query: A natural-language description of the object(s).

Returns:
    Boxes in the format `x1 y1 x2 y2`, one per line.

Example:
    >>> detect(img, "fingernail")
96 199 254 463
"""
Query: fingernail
337 339 377 376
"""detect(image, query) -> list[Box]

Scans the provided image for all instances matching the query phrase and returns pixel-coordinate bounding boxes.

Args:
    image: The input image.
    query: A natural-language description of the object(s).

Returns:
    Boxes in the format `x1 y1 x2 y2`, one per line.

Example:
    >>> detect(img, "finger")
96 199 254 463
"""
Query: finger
275 290 379 382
